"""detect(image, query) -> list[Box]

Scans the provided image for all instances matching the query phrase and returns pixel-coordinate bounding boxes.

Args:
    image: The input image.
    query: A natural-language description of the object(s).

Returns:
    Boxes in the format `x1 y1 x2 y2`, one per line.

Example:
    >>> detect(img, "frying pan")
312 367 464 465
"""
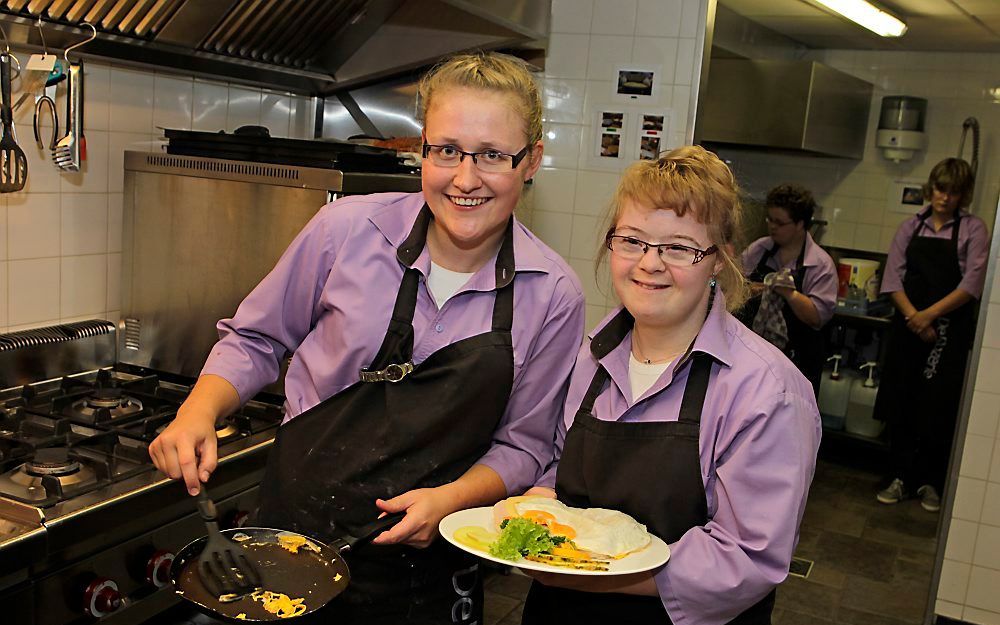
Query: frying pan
170 513 403 623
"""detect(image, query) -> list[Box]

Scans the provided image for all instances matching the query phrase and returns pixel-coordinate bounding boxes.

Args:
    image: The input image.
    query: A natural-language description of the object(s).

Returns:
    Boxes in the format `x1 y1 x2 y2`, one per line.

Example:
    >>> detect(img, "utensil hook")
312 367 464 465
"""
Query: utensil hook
63 22 96 62
35 17 48 56
0 25 20 74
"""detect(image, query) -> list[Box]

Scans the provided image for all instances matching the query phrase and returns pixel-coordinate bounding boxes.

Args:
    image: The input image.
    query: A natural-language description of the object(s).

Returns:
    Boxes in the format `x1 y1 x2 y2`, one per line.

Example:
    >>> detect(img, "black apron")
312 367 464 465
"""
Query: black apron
873 209 976 492
522 310 775 625
737 242 824 395
256 205 516 624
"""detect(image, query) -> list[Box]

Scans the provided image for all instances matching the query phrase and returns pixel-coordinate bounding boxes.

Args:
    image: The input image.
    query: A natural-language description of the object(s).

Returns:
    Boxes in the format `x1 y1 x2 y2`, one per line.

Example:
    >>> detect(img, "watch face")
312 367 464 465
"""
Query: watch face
386 364 406 382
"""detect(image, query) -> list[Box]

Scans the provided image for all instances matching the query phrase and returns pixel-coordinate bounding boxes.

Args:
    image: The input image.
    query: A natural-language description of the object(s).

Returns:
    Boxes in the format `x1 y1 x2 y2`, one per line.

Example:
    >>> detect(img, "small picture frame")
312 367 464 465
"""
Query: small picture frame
642 115 664 132
616 68 656 99
601 111 624 131
639 136 661 161
601 133 622 158
887 179 927 213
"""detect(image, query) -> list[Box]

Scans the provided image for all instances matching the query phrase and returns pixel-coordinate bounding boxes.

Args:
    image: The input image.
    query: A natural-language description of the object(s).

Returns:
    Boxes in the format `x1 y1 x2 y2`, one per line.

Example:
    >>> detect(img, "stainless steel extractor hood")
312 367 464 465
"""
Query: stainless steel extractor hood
697 59 873 159
0 0 549 96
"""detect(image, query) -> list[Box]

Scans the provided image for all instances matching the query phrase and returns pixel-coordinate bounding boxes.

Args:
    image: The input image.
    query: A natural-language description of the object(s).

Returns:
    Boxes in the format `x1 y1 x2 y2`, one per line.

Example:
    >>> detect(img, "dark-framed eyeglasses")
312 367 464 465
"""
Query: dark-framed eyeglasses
421 143 530 172
606 232 718 266
764 215 795 227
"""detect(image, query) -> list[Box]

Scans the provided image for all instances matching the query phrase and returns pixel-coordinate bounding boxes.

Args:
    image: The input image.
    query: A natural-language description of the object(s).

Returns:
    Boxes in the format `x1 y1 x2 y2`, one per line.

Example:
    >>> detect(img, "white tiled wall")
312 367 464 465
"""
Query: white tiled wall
0 52 316 334
530 0 709 330
939 224 1000 623
713 49 1000 254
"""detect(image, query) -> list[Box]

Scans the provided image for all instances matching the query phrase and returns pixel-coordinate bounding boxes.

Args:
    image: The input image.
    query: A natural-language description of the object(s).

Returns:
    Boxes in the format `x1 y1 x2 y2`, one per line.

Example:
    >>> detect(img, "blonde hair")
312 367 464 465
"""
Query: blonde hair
417 51 543 145
598 145 749 311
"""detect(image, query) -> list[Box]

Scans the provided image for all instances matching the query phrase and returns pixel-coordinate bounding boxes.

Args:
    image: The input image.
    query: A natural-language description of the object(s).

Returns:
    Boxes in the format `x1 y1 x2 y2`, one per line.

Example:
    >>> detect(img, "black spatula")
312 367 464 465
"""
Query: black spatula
195 486 263 602
0 53 27 193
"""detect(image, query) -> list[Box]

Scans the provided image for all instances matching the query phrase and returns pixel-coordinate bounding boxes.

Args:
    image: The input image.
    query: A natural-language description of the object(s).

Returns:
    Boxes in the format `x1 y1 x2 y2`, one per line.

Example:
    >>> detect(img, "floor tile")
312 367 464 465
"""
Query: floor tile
839 575 930 623
814 531 898 580
774 576 842 619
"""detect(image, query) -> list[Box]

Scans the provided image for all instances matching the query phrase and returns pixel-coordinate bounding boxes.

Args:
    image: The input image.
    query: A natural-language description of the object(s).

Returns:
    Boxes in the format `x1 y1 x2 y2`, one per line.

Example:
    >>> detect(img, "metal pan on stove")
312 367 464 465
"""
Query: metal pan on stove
170 514 403 623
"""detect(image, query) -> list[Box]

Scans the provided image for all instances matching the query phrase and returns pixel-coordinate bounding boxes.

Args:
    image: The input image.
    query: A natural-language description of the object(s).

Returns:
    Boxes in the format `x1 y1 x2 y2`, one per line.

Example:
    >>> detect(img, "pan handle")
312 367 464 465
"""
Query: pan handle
339 512 406 553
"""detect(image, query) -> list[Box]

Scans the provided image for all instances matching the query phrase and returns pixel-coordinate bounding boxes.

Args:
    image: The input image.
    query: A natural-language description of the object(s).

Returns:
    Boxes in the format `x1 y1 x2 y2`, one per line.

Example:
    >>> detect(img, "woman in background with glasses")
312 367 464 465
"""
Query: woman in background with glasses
738 184 838 394
521 147 821 625
149 51 585 624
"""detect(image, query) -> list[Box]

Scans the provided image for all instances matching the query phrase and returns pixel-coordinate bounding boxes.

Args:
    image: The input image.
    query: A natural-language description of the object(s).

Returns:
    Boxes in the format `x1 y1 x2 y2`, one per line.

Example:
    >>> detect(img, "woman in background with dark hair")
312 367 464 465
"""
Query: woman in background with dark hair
875 158 987 512
739 184 838 394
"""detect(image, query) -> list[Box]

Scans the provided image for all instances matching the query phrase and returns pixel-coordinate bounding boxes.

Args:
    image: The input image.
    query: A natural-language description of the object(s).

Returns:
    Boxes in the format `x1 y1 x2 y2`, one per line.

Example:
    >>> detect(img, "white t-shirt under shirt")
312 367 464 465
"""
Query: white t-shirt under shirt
629 353 671 401
427 261 474 309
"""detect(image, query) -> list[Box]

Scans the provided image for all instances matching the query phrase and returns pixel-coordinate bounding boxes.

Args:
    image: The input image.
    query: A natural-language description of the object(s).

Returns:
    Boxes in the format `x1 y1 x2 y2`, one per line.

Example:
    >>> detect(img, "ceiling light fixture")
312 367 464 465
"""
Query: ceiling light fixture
813 0 908 37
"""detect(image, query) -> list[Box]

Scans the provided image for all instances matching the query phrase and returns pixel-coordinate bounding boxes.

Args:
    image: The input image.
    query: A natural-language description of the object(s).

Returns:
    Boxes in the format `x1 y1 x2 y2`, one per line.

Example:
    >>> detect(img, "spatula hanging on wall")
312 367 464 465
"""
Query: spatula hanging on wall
0 52 27 192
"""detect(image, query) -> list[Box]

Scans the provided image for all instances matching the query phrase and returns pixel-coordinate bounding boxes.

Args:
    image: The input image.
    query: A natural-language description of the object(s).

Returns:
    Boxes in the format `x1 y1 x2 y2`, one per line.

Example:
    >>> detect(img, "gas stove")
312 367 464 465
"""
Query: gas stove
0 368 281 510
0 325 285 625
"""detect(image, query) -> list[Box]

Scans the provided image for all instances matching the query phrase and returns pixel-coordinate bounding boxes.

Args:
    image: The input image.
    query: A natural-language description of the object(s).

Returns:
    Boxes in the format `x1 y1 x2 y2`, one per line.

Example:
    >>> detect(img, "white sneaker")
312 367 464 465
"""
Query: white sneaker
877 478 906 504
917 485 941 512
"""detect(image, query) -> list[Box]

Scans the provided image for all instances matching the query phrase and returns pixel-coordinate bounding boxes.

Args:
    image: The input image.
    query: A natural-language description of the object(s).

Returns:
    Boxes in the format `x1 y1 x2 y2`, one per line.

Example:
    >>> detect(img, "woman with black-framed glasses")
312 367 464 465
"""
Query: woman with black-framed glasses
519 147 820 625
737 184 838 394
148 51 585 625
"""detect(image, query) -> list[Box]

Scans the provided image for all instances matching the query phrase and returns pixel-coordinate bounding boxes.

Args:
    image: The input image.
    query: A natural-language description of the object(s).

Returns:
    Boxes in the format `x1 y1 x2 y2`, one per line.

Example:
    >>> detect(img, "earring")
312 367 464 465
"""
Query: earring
709 276 717 288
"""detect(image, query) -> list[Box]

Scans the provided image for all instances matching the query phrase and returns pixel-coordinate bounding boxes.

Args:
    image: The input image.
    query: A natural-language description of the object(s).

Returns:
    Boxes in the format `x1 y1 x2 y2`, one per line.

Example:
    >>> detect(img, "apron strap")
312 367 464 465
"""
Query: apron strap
678 354 713 425
366 267 420 371
578 367 610 416
491 220 516 332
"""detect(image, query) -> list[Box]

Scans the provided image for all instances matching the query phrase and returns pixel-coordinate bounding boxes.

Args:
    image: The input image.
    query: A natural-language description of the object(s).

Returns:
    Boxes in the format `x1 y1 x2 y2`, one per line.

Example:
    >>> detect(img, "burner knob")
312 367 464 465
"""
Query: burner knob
82 577 121 618
145 550 175 588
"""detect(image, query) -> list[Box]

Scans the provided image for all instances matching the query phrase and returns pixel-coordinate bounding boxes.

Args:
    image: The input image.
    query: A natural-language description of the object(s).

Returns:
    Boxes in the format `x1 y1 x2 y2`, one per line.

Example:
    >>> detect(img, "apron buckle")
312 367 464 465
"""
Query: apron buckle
359 362 415 383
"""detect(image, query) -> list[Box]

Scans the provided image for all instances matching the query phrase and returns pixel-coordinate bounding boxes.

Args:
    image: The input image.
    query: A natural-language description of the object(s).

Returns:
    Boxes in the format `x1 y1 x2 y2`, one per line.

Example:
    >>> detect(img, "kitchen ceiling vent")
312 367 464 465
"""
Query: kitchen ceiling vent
0 0 550 95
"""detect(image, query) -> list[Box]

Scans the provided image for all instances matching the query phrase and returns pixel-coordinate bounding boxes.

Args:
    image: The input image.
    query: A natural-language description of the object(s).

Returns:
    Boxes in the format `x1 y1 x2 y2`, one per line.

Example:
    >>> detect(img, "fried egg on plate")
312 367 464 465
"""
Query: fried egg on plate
493 496 651 559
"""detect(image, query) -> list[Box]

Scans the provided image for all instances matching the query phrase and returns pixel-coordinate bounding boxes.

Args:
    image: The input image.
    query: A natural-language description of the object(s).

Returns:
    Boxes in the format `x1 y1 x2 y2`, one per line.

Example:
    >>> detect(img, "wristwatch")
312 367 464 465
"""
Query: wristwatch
359 362 414 383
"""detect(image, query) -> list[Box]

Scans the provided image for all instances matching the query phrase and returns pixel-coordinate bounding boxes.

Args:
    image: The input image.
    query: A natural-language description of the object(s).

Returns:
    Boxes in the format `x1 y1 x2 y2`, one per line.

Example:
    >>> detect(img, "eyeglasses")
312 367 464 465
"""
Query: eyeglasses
422 144 530 173
606 233 718 266
764 215 795 227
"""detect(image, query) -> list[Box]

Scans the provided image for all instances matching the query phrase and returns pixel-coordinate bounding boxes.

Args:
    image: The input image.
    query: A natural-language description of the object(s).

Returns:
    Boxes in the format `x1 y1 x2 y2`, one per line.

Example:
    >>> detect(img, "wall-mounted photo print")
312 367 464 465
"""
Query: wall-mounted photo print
602 111 624 131
637 112 667 160
888 179 927 213
617 70 654 97
601 133 622 158
642 115 664 132
901 186 924 205
640 136 661 161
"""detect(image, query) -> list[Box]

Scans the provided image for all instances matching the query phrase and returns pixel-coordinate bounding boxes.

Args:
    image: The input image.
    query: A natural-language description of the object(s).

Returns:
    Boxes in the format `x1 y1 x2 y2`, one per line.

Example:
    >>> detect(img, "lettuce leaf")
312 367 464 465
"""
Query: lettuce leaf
487 517 565 561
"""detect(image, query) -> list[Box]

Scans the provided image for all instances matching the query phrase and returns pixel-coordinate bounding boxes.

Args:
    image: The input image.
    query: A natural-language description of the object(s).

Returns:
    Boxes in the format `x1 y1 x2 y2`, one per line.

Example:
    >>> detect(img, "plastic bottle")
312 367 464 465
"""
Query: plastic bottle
845 362 884 438
818 355 850 429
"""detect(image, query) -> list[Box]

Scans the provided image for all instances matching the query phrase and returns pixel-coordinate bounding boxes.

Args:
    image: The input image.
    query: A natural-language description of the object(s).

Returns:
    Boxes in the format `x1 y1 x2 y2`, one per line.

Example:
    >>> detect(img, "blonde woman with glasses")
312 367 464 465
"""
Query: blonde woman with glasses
149 51 585 624
521 146 820 625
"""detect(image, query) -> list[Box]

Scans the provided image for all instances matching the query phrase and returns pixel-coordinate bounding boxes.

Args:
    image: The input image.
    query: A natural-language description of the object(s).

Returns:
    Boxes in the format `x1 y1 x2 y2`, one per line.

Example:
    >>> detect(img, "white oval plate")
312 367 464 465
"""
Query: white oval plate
439 506 670 576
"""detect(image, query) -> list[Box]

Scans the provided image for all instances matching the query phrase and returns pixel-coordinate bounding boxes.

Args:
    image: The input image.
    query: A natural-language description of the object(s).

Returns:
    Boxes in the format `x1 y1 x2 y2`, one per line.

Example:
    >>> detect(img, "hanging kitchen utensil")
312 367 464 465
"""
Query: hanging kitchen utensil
170 512 404 623
0 52 28 192
33 67 62 150
51 23 93 171
52 60 82 171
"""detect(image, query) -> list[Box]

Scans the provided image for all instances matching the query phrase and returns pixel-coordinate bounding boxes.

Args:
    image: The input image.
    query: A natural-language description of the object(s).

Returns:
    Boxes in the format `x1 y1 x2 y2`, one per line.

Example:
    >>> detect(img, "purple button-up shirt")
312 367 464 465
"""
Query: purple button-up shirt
538 294 821 625
880 208 989 299
742 233 839 326
201 192 585 494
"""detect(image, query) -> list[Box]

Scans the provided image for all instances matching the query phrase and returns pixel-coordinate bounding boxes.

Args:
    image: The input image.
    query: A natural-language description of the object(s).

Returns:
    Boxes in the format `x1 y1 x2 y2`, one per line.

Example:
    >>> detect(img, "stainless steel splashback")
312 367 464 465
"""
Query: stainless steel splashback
120 152 346 386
